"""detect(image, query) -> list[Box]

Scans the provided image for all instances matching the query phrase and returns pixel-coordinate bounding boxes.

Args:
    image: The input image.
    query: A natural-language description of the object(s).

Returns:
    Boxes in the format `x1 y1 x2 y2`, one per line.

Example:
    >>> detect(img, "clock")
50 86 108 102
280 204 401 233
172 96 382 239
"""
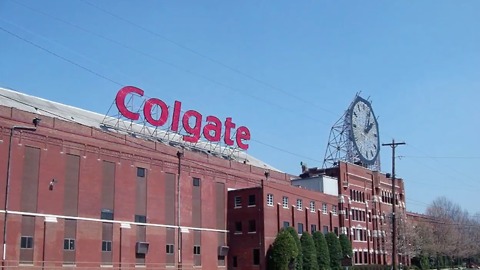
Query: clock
349 96 380 165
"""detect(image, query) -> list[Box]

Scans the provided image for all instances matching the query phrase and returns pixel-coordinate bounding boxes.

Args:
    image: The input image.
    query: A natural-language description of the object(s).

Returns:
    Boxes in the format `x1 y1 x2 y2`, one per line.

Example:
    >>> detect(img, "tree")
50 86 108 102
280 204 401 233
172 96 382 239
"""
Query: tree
325 232 342 270
339 234 353 260
312 231 330 270
285 227 303 270
270 229 299 270
301 232 319 270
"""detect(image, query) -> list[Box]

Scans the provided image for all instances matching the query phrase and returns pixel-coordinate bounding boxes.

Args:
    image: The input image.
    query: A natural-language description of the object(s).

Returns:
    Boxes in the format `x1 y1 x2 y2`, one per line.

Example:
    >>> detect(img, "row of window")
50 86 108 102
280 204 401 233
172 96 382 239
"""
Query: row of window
100 209 147 223
21 236 76 251
234 194 256 208
267 194 337 214
381 191 398 205
282 222 339 236
347 208 371 222
234 220 256 233
350 189 366 203
21 236 200 254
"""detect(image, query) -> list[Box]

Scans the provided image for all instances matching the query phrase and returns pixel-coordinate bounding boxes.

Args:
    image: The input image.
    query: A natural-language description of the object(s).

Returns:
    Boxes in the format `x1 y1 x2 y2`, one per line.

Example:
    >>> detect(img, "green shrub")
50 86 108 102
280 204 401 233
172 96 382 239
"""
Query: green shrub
325 232 342 270
312 231 330 270
301 232 319 270
270 229 299 270
285 227 303 270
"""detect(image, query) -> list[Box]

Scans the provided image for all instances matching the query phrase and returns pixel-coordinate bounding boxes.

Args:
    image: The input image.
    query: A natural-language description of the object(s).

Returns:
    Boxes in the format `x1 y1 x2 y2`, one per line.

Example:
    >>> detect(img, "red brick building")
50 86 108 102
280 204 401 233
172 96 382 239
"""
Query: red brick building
0 87 291 269
226 162 408 269
0 87 408 269
320 162 408 266
227 180 340 270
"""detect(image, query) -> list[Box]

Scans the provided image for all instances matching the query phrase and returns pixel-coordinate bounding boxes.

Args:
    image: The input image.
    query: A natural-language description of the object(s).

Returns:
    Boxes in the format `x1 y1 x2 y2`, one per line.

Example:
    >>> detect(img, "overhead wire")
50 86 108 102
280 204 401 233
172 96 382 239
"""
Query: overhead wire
3 0 478 211
79 0 338 116
3 89 479 231
8 0 331 127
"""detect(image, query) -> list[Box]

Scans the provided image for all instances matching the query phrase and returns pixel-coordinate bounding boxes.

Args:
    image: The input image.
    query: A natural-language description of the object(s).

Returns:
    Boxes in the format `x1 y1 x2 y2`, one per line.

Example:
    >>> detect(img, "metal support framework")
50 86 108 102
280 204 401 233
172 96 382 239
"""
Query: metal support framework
323 94 381 171
101 96 243 161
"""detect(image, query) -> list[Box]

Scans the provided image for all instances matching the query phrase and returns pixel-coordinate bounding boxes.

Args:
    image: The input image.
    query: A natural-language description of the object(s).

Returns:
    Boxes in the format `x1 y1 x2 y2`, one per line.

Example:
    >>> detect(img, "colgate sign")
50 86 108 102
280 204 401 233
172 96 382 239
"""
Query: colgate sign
115 86 251 150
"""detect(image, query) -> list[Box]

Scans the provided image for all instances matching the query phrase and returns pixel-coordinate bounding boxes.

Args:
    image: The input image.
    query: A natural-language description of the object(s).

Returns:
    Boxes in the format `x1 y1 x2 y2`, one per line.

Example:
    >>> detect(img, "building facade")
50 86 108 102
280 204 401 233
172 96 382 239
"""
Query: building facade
0 87 409 269
0 87 291 269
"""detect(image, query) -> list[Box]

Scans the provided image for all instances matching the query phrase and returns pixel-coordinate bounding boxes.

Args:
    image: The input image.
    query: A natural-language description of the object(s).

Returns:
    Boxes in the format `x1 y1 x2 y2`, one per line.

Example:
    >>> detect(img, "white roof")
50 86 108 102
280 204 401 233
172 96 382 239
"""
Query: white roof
0 86 280 172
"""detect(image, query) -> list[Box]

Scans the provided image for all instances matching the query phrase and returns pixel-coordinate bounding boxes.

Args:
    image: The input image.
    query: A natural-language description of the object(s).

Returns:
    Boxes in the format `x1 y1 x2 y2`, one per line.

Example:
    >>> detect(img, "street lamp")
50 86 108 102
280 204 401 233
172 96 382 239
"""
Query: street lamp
2 123 38 267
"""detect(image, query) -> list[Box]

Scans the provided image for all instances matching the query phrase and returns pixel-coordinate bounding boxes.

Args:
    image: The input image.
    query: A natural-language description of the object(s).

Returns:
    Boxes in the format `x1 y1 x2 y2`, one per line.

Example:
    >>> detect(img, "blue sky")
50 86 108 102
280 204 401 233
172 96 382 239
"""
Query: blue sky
1 0 479 215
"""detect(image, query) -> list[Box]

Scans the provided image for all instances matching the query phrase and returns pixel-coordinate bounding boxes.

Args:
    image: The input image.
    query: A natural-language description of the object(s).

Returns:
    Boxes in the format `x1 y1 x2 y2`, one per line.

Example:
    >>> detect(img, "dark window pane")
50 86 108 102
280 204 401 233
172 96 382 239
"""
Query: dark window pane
102 240 112 252
253 249 260 265
21 237 27 248
283 221 289 228
64 239 69 250
193 178 200 186
235 222 242 232
135 215 147 223
233 256 238 267
248 195 255 206
137 167 146 178
101 209 114 220
298 223 304 234
248 220 256 232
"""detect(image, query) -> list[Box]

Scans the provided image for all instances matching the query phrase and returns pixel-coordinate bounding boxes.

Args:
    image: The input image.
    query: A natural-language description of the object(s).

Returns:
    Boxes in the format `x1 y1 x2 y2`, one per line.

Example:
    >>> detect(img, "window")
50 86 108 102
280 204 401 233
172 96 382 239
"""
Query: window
248 195 256 206
166 244 174 254
193 177 200 186
101 209 114 220
253 249 260 265
296 199 303 210
248 220 256 233
334 227 339 236
137 167 146 177
193 245 201 255
20 236 33 249
135 215 146 223
297 223 304 234
323 226 329 234
234 196 242 208
283 221 290 228
102 240 112 252
235 222 242 233
345 208 349 220
322 203 328 214
63 238 75 250
233 256 238 267
310 201 315 212
282 196 289 208
266 194 273 206
311 224 317 233
332 205 337 215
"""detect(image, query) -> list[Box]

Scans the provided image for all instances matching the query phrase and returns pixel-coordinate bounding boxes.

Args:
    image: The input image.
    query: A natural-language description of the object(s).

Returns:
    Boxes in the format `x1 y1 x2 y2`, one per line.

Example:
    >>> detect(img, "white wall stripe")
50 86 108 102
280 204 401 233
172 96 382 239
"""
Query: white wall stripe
0 210 228 233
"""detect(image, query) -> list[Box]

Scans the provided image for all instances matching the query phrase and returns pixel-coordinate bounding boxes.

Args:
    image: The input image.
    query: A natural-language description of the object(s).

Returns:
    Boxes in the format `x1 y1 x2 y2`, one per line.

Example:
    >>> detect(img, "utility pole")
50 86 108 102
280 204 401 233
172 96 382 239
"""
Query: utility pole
382 139 405 270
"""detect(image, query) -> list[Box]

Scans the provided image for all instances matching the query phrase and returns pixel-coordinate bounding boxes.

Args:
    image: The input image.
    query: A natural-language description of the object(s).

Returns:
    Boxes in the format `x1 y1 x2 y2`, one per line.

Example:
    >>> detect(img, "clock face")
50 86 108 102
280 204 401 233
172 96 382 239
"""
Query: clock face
350 97 380 164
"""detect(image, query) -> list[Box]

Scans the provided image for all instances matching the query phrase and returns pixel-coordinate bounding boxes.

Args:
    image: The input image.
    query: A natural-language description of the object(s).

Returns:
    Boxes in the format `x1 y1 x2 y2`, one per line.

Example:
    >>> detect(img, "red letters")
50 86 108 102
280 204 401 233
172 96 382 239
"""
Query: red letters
115 86 144 120
114 86 250 150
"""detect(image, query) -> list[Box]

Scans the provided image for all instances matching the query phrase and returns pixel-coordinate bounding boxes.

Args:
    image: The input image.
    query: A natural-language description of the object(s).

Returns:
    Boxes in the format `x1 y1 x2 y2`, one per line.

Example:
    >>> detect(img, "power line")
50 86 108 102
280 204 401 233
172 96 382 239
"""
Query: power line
4 1 478 205
0 24 123 87
8 0 332 127
79 0 337 116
